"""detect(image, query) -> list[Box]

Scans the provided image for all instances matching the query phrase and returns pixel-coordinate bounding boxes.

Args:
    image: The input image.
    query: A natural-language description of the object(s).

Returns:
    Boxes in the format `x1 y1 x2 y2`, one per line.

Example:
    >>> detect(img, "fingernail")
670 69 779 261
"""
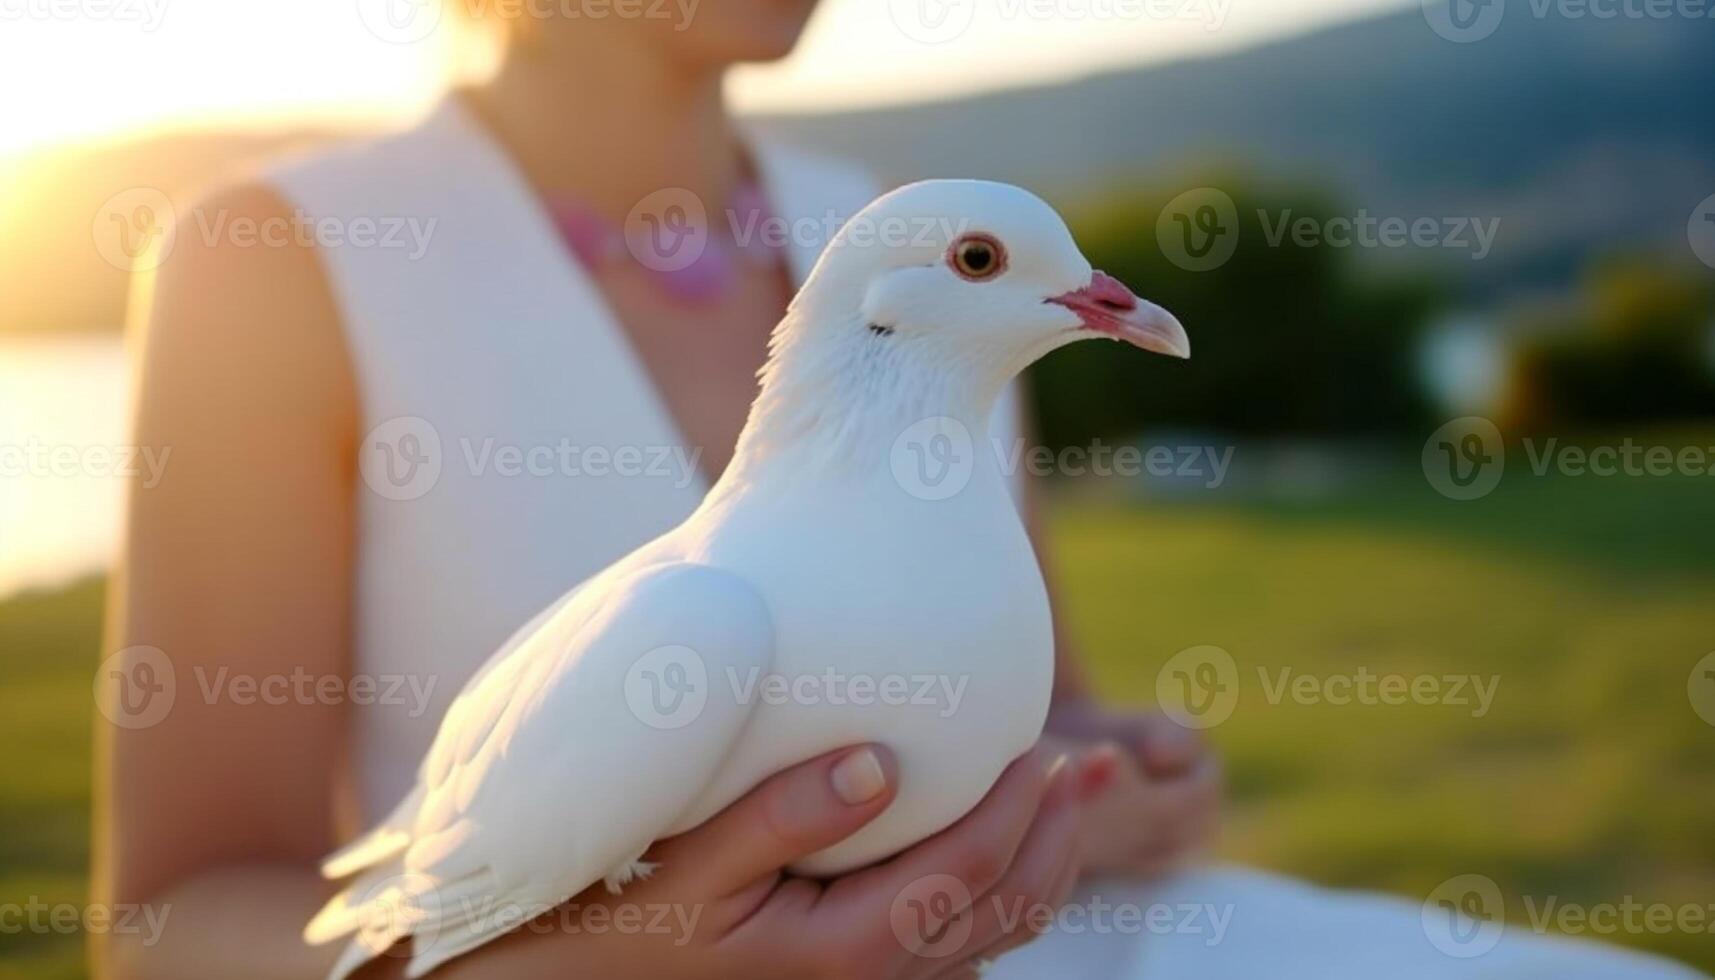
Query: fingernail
1045 753 1074 794
1078 752 1118 801
831 748 887 805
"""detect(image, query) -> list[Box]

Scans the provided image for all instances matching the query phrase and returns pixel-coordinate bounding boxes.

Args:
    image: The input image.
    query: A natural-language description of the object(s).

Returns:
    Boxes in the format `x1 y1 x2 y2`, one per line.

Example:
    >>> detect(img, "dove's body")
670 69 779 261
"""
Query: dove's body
651 431 1054 870
308 179 1189 980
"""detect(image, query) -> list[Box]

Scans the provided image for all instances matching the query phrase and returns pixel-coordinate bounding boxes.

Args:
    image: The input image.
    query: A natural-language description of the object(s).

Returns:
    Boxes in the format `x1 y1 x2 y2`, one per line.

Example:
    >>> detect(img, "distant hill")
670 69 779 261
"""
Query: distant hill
758 7 1715 299
2 5 1710 332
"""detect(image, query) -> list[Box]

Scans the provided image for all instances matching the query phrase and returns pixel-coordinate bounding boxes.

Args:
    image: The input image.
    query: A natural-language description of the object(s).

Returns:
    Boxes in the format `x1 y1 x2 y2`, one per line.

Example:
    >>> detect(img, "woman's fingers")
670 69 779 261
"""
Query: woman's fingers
650 745 898 900
936 840 1084 979
839 746 1064 907
949 761 1084 963
1124 712 1205 778
813 745 1077 973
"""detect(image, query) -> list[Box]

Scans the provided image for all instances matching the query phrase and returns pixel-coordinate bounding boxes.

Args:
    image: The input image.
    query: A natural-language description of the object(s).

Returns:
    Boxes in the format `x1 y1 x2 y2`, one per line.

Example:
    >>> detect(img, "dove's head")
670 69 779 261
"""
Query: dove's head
744 180 1187 465
812 179 1189 365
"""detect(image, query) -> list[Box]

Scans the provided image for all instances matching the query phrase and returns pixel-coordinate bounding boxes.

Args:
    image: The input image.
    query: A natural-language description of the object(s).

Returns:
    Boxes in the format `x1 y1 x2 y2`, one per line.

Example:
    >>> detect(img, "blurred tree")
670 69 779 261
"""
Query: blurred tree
1504 258 1715 432
1031 178 1439 448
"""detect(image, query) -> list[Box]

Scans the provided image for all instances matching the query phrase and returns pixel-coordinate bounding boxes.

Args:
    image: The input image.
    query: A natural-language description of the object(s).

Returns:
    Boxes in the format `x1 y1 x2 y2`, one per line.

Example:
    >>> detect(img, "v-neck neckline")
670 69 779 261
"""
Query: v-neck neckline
436 92 813 494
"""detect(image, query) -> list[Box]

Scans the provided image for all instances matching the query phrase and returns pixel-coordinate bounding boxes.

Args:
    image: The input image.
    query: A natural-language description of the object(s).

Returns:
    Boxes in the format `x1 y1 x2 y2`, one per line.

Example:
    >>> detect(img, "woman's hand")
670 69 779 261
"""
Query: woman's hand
406 744 1089 980
1042 700 1222 879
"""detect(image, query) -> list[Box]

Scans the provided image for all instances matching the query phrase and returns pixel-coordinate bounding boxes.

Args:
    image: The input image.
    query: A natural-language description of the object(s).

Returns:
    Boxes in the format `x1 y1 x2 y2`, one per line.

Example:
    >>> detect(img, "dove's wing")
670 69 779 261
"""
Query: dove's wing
310 561 774 980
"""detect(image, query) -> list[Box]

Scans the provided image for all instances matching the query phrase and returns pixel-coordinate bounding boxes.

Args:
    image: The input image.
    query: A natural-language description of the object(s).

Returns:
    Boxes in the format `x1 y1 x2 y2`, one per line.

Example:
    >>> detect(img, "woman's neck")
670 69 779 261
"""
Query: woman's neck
467 32 744 221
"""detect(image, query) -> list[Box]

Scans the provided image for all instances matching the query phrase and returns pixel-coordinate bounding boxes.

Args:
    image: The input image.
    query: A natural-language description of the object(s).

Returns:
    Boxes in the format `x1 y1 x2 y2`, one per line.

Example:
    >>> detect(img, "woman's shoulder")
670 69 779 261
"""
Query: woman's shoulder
137 175 355 436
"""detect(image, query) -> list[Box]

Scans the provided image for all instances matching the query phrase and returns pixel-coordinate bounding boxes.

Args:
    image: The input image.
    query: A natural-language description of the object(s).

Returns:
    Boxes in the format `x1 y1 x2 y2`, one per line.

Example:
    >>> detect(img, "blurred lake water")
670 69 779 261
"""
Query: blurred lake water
0 334 128 599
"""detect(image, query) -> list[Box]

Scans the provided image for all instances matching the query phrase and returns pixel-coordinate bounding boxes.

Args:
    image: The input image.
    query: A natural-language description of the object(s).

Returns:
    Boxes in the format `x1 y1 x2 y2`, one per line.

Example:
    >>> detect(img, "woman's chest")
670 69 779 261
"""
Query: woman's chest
595 263 788 481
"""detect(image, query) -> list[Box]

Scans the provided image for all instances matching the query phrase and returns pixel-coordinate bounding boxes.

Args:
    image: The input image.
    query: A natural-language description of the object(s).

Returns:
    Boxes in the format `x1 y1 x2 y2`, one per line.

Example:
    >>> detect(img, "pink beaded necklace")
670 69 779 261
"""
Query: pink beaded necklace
545 183 784 306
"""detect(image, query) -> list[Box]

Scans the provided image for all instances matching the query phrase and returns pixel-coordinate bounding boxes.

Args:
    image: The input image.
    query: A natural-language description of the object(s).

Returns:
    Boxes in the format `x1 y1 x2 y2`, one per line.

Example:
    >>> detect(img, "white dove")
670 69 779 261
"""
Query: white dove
306 178 1190 979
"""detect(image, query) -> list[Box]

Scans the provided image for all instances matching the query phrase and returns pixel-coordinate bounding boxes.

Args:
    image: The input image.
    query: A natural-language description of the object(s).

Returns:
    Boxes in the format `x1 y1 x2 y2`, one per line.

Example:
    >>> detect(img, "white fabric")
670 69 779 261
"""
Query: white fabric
265 98 1700 980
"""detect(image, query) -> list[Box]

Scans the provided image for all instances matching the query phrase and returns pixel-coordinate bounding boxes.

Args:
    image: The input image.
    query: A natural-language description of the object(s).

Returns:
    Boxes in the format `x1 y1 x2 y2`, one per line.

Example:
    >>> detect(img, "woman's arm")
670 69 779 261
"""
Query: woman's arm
94 181 360 979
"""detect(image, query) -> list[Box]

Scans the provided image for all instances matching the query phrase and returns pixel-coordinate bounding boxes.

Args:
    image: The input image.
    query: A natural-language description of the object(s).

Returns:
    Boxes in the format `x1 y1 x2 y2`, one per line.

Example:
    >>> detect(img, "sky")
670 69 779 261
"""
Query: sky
0 0 1415 157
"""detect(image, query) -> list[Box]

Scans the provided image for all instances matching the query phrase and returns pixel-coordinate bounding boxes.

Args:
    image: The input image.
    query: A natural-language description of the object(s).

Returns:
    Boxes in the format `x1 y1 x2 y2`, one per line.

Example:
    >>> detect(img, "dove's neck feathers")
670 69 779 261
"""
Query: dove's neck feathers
720 281 1020 487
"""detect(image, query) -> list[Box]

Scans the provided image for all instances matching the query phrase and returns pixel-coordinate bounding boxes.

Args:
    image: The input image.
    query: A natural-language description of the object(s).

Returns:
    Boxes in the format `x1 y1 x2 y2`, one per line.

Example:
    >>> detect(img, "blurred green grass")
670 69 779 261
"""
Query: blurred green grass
2 454 1713 976
1053 456 1715 972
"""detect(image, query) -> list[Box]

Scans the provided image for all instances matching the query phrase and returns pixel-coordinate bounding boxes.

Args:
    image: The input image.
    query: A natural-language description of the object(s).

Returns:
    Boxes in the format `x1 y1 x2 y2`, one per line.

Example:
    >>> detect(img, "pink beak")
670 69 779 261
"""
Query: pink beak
1047 271 1190 359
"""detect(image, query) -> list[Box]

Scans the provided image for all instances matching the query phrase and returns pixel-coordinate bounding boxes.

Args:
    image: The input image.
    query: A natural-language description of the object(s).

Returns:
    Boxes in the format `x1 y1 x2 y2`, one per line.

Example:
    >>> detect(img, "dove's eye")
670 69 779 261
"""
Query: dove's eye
949 234 1007 282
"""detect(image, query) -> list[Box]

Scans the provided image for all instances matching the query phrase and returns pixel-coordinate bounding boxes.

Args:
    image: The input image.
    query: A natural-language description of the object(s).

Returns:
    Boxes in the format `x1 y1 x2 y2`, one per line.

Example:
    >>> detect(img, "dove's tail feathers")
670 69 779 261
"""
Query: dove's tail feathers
305 861 403 946
319 787 423 879
314 862 508 980
314 858 424 980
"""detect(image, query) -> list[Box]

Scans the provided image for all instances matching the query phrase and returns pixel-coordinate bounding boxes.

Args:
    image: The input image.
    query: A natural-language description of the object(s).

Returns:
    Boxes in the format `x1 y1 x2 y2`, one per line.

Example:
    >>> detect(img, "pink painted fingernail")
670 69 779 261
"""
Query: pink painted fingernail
831 748 887 805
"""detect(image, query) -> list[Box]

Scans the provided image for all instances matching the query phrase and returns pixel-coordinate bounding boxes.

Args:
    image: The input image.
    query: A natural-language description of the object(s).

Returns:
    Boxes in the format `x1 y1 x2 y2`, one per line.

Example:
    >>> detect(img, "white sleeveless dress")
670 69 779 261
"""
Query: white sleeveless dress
265 99 1700 980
